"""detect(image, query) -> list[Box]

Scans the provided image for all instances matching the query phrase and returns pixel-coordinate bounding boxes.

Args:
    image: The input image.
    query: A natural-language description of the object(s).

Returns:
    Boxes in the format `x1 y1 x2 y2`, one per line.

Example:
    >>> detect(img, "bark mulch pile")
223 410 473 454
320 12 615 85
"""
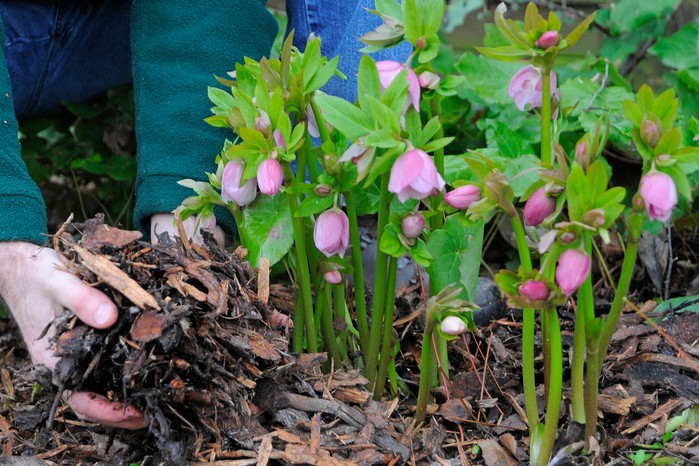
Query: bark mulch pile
0 218 698 465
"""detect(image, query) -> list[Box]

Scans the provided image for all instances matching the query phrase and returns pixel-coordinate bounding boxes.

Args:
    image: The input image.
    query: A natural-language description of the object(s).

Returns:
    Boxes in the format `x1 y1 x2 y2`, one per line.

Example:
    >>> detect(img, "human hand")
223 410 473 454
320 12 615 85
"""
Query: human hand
0 241 146 429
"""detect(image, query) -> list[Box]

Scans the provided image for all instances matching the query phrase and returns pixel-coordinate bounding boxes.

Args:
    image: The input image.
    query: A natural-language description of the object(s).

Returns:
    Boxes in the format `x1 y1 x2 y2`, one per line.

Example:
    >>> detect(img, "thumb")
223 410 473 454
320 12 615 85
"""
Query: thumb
54 273 118 329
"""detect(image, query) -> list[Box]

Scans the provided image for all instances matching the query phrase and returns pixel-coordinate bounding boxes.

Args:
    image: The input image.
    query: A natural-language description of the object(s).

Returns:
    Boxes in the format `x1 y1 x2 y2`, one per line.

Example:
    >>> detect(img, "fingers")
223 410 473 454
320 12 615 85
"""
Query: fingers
53 271 118 329
66 391 147 430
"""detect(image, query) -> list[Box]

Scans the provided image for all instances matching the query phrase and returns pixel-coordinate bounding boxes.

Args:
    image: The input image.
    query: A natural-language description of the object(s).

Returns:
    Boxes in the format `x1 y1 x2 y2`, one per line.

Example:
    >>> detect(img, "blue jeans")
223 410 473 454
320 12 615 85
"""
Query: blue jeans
1 0 409 119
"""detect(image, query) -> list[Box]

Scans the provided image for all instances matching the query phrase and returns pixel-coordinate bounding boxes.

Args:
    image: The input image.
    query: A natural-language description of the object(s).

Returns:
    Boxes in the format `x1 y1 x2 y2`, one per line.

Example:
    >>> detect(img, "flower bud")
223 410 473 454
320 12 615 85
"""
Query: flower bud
314 209 350 258
556 249 591 295
559 231 577 245
575 136 591 170
257 159 284 195
656 153 673 166
314 184 333 197
523 188 556 226
535 30 559 49
444 185 481 210
640 114 661 148
273 129 287 151
418 71 440 90
221 159 257 206
255 110 271 136
323 270 342 285
519 280 549 301
415 36 427 50
401 212 426 239
582 208 606 228
388 148 445 203
440 315 467 336
640 171 677 222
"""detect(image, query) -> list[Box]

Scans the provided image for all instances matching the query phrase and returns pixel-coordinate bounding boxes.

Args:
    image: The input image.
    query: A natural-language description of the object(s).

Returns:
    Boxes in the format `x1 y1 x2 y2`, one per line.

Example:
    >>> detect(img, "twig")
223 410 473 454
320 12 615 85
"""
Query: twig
585 59 609 111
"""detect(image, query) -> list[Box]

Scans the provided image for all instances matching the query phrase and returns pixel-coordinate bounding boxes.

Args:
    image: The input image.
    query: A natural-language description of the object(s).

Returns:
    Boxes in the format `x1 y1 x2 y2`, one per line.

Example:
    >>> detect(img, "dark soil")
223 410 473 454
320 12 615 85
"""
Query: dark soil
1 218 698 465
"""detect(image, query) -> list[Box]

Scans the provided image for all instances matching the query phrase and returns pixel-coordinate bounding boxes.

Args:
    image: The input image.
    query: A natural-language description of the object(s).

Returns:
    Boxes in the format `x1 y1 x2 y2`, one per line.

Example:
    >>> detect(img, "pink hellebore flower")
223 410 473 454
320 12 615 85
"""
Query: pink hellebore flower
519 280 549 301
508 64 558 111
273 129 286 151
444 185 481 210
314 209 350 258
440 316 467 336
388 148 446 203
221 160 257 206
376 60 421 112
640 171 677 222
523 188 556 226
401 212 426 239
340 142 375 181
257 159 284 195
556 249 591 296
535 30 559 49
323 270 343 285
255 110 271 135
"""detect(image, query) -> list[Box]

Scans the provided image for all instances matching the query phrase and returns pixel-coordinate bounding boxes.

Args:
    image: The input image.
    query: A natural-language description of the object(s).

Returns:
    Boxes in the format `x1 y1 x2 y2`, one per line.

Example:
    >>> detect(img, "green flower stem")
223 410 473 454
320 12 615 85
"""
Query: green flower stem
344 190 370 358
511 214 538 435
374 256 398 400
536 306 563 466
542 314 550 398
365 174 391 387
598 231 640 368
541 70 552 167
284 164 318 353
321 283 341 365
415 311 439 424
333 283 349 363
310 97 332 144
584 329 601 450
571 234 594 423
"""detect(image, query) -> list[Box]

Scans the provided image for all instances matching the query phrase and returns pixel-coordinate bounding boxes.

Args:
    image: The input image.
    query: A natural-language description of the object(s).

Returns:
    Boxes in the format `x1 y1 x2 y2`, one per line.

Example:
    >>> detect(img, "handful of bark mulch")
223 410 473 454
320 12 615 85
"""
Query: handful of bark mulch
34 216 409 465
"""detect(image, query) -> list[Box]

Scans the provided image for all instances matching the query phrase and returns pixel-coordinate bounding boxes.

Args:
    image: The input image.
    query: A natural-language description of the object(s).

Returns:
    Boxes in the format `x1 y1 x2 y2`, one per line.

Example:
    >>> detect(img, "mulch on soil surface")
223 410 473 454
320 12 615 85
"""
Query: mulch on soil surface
0 218 698 465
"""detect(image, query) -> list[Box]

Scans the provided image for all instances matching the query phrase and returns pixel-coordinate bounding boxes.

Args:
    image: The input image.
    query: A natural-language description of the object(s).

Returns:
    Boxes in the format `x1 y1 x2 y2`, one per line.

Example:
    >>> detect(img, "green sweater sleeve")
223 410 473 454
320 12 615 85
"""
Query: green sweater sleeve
131 0 278 235
0 21 48 245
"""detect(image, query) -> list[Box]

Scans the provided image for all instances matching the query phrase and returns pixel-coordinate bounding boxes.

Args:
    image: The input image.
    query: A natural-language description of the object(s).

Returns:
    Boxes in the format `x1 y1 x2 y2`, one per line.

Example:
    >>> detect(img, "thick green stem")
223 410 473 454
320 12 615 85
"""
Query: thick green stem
284 164 318 353
321 284 341 365
584 331 601 450
415 314 438 424
374 256 398 400
572 234 594 423
541 71 552 167
511 214 538 435
535 307 563 466
365 175 391 386
344 191 369 357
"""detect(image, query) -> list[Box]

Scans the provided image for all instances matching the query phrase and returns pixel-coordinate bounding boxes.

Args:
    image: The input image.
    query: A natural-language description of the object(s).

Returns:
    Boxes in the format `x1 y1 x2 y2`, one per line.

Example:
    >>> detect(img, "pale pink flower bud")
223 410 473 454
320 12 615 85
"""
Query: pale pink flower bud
582 208 606 228
401 212 426 239
556 249 591 295
340 142 375 182
388 149 446 203
444 185 481 210
440 315 467 336
418 71 440 90
323 270 343 285
314 209 350 258
221 160 257 206
507 65 558 111
306 104 331 138
535 30 559 49
273 129 286 151
640 115 661 148
255 110 271 135
257 159 284 195
640 171 677 222
523 188 556 226
376 60 421 112
519 280 549 301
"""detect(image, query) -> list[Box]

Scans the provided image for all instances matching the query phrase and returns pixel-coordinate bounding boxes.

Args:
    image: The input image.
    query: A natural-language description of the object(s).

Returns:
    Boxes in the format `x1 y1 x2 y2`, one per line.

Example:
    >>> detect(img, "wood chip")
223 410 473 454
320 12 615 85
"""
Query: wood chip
598 393 636 416
256 435 273 466
622 398 686 434
73 244 159 310
258 258 270 305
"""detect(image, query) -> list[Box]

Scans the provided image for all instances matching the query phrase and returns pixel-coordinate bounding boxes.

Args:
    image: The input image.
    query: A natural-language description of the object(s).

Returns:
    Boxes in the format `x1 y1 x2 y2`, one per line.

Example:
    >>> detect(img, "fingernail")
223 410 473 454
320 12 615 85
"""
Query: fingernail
94 303 113 326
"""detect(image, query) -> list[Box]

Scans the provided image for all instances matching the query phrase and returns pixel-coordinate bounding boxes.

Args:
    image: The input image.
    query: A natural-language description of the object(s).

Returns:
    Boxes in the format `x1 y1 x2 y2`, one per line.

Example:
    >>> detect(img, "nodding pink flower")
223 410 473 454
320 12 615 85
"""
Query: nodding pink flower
418 71 440 90
340 142 375 181
323 270 343 285
535 30 559 49
444 185 481 210
440 316 467 336
376 60 421 112
273 129 286 151
314 209 350 258
556 249 591 295
523 188 556 226
388 148 446 203
508 65 558 111
519 280 549 301
257 159 284 195
255 110 271 135
401 212 426 239
640 171 677 222
221 159 257 206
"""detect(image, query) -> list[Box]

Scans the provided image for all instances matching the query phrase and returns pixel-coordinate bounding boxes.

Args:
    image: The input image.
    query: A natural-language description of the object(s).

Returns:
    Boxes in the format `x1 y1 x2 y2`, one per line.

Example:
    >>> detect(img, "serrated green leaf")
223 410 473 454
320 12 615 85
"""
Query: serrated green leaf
364 94 401 135
380 68 410 114
380 224 406 257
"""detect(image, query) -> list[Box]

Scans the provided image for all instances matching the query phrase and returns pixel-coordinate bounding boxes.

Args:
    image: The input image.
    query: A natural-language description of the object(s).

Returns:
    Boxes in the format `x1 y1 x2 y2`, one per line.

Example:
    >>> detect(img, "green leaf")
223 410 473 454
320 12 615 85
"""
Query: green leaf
402 0 422 45
423 0 445 36
376 0 403 20
365 129 401 148
649 22 699 70
239 194 294 267
417 33 441 63
358 55 382 106
421 137 454 153
474 45 532 62
654 128 681 156
208 87 237 113
350 179 380 215
409 238 433 267
609 0 680 34
566 163 588 222
493 3 529 49
305 56 340 94
295 194 334 218
455 53 522 106
363 94 401 135
564 11 596 48
314 94 373 141
426 215 484 302
380 224 406 257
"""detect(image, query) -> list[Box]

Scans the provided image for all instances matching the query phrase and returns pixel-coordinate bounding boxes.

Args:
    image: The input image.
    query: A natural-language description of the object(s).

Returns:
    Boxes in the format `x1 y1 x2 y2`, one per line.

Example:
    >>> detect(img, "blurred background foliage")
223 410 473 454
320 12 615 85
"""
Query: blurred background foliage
18 0 697 233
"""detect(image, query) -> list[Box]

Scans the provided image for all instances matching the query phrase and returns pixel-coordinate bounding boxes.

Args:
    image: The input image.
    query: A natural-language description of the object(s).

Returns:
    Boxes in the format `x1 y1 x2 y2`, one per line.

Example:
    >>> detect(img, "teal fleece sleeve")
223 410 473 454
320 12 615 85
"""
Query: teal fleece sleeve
131 0 278 235
0 20 48 245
